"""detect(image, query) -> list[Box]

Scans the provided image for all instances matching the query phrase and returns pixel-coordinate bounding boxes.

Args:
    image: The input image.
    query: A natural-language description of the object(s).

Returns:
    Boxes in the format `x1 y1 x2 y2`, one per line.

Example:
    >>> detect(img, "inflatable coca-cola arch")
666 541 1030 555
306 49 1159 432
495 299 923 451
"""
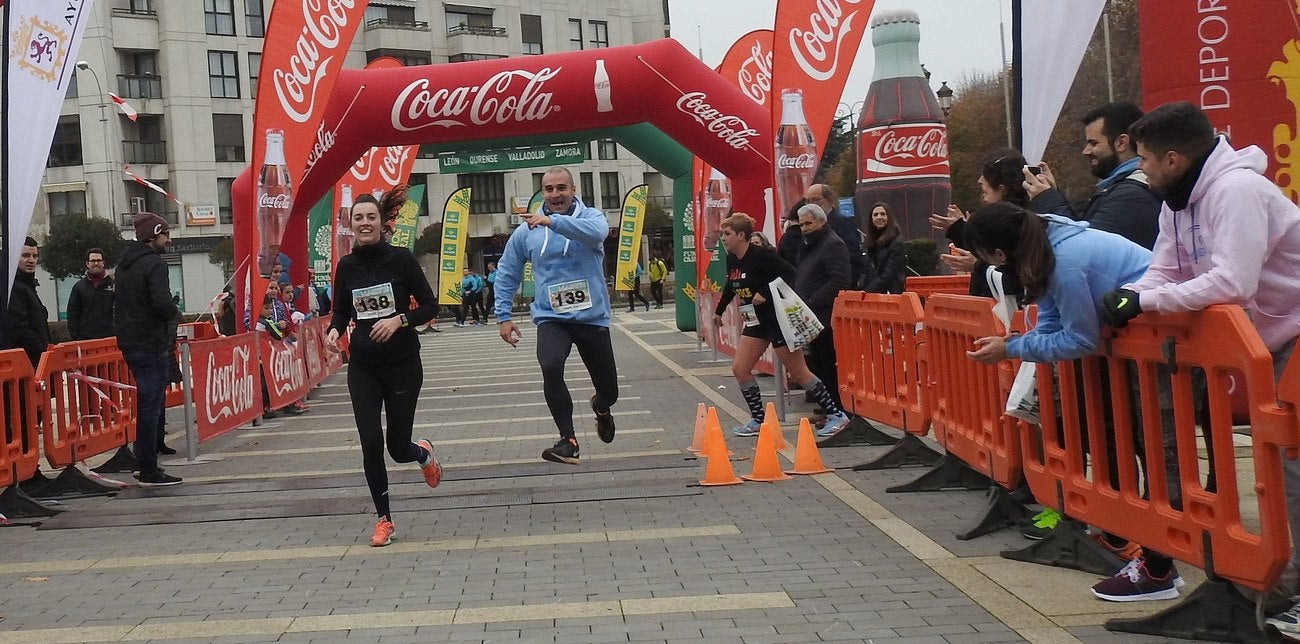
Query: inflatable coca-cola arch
233 39 774 323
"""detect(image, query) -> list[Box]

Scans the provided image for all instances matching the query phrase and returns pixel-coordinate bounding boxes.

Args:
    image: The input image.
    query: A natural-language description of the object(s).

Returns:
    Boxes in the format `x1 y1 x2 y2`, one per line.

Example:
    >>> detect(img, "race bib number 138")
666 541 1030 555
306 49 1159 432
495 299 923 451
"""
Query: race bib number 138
353 283 396 320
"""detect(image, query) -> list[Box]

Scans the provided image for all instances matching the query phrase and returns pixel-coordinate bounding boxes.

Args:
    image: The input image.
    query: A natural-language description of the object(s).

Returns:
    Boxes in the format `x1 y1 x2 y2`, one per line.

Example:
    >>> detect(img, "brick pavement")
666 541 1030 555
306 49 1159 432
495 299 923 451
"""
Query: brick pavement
0 306 1189 643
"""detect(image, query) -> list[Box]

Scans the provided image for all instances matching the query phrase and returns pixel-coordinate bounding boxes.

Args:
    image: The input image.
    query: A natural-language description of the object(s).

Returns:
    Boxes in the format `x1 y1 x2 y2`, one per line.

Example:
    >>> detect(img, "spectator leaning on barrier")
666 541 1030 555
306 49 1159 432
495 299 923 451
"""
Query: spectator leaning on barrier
1024 102 1162 250
1098 101 1300 627
115 213 182 487
67 247 116 340
3 237 50 369
793 203 852 427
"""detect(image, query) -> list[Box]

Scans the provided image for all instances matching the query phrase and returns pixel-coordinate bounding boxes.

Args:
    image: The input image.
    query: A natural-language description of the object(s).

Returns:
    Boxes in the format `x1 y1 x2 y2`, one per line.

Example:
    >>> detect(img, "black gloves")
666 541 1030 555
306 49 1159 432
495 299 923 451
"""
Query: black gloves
1100 288 1142 328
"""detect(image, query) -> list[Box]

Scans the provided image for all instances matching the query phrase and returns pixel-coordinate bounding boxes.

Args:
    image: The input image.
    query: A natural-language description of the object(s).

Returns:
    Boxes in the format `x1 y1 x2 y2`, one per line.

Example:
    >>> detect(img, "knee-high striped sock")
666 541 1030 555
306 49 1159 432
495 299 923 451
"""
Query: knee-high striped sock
805 377 843 416
738 379 764 421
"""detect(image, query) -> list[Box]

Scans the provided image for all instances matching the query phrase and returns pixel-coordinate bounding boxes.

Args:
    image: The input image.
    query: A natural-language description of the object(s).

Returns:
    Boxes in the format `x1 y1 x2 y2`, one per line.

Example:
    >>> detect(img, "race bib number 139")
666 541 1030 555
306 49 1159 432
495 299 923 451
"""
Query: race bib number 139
547 279 593 313
353 283 396 320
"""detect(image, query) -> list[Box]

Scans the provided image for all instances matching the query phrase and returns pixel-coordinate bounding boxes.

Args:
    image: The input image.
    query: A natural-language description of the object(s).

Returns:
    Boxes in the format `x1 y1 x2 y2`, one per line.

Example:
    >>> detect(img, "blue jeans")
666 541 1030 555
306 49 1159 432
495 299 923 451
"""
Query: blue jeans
124 350 168 474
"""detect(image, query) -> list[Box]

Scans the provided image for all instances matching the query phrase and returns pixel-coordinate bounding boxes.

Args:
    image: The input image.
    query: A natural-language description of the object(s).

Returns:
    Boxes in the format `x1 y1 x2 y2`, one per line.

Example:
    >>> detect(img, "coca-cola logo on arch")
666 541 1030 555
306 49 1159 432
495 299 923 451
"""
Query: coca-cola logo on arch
676 92 759 150
788 0 865 82
392 68 562 131
272 0 357 123
859 123 950 179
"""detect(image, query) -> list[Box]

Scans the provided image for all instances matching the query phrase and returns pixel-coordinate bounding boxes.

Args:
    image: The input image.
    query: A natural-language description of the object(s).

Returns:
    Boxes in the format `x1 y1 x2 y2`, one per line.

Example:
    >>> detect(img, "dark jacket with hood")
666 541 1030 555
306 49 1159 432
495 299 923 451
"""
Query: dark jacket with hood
67 273 116 340
1029 160 1162 250
3 270 50 368
114 241 179 354
865 235 906 294
794 225 851 324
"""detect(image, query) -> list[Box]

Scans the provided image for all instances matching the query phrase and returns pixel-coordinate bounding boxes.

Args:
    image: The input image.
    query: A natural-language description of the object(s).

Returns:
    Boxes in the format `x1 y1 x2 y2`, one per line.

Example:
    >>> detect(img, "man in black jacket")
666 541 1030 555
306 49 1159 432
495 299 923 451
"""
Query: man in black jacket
804 184 866 287
3 236 50 369
793 203 851 428
115 214 181 486
67 247 115 340
1026 102 1162 250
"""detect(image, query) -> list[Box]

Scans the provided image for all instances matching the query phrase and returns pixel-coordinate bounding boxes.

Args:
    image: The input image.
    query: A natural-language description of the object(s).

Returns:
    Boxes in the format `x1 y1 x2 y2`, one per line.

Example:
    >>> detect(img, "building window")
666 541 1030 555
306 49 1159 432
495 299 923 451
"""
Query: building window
217 177 234 224
366 49 431 66
532 172 544 193
521 14 543 54
589 20 609 48
208 50 239 98
117 50 162 99
127 178 174 219
245 0 265 38
449 53 505 63
123 115 166 164
456 173 506 215
598 138 618 161
600 172 620 210
48 116 82 167
568 19 583 50
127 0 155 13
446 7 500 36
204 0 236 36
48 190 88 224
580 172 594 204
212 114 245 162
248 52 260 99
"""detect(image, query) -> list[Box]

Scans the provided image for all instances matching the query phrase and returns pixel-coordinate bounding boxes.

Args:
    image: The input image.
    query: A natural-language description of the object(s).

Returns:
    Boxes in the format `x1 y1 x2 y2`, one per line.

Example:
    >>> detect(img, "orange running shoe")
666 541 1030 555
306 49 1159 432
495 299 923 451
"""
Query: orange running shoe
370 518 395 547
416 439 442 488
1092 532 1143 561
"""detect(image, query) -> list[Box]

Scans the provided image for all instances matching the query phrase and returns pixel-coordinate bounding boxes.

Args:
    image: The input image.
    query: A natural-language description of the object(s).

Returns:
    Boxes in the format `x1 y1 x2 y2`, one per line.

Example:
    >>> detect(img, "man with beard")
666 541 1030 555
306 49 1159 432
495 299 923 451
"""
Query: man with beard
1025 102 1162 250
67 248 116 340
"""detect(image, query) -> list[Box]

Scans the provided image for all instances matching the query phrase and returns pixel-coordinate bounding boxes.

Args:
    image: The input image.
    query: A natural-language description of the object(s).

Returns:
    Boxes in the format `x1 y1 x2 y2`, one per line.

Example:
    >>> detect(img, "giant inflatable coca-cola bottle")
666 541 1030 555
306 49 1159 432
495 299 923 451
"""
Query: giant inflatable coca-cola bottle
775 89 817 229
257 128 292 277
855 9 951 239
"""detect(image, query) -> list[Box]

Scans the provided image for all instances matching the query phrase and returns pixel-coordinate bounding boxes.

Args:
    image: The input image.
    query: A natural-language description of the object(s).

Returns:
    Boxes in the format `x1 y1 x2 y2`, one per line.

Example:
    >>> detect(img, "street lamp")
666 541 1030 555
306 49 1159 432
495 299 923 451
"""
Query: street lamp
936 82 954 118
75 61 116 223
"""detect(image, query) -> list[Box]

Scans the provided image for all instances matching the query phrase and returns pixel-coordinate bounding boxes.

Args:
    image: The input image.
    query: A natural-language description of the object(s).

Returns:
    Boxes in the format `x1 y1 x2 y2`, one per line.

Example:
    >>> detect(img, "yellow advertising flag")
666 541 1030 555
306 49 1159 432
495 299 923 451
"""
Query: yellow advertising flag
613 184 650 291
438 187 472 305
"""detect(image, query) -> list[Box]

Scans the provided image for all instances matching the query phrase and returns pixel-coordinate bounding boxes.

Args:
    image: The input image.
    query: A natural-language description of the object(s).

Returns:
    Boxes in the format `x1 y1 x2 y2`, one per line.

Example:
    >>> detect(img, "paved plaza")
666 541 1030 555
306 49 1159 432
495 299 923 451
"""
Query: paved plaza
0 307 1192 643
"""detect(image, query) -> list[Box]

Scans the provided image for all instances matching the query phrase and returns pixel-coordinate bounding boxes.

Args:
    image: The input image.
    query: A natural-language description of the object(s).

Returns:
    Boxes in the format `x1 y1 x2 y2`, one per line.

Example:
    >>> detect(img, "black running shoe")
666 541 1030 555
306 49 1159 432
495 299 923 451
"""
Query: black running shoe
135 470 182 486
156 443 177 456
542 438 580 464
592 395 615 443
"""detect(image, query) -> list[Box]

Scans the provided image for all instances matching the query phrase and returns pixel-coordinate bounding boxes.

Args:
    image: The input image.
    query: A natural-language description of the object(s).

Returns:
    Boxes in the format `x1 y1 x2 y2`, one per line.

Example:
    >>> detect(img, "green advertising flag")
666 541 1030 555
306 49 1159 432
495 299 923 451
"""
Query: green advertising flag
389 185 424 251
308 188 334 288
438 188 472 304
613 185 649 291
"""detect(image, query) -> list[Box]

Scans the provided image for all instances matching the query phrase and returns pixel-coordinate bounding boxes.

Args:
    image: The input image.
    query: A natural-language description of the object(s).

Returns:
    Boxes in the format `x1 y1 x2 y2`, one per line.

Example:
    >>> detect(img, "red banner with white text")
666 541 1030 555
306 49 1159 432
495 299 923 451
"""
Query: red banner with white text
190 333 263 442
1139 1 1300 202
258 333 309 411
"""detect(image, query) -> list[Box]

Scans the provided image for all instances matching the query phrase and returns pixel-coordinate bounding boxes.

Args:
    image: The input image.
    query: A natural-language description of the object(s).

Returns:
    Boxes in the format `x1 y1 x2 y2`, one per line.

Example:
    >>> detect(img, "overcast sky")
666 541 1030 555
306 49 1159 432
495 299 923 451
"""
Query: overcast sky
667 0 1010 110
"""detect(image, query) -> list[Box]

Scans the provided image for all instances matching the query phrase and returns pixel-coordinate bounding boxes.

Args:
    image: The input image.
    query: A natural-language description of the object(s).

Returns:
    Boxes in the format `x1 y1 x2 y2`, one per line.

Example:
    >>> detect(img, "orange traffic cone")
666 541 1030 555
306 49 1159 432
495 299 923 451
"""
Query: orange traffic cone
688 403 707 454
744 410 792 482
699 407 742 486
786 417 834 475
762 403 789 451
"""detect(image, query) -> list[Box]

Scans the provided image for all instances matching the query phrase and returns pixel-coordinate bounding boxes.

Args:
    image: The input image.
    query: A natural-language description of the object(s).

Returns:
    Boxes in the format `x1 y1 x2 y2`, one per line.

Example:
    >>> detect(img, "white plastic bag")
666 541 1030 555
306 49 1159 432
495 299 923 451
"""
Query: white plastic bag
1005 361 1041 424
769 277 824 351
986 265 1017 328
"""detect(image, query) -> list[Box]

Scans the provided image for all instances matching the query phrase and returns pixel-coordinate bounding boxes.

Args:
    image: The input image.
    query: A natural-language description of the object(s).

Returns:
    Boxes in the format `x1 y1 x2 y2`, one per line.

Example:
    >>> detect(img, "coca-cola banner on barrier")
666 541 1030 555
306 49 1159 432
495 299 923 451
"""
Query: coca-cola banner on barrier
300 317 324 386
189 334 262 443
258 333 309 411
234 0 370 327
1139 1 1300 202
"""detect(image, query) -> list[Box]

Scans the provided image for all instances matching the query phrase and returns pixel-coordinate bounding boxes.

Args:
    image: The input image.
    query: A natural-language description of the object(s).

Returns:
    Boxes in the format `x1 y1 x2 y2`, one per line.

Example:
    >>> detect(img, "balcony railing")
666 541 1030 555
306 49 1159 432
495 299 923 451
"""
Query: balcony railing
366 18 430 31
117 74 162 99
122 140 166 164
111 6 157 17
447 23 506 37
120 210 178 228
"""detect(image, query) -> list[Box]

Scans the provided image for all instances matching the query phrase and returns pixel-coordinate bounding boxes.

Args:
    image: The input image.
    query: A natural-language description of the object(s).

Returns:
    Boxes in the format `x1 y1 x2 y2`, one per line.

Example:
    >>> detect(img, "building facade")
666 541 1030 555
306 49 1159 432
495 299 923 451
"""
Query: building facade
36 0 672 319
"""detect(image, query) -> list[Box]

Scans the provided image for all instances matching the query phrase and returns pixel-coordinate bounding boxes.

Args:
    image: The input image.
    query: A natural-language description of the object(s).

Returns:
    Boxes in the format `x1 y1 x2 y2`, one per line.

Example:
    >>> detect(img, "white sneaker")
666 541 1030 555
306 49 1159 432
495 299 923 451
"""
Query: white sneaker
731 419 761 437
815 412 851 438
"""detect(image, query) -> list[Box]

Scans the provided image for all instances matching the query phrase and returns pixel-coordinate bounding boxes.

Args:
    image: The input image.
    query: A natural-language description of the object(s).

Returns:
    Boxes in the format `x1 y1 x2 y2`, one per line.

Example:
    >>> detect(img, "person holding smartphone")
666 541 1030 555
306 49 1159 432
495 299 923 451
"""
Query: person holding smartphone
326 186 443 548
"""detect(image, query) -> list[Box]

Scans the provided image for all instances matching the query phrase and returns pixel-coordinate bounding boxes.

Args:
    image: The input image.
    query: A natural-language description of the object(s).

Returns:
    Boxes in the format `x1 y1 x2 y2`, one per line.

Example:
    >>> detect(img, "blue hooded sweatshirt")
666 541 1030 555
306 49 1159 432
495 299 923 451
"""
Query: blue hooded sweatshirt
494 196 610 326
1004 215 1151 363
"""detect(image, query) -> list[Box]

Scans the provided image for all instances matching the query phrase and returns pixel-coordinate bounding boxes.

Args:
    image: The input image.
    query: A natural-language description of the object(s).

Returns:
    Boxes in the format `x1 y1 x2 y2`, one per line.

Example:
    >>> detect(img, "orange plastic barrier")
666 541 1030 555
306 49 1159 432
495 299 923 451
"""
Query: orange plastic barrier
35 339 136 469
922 294 1022 489
831 291 929 434
904 274 970 301
1022 305 1299 591
0 349 40 488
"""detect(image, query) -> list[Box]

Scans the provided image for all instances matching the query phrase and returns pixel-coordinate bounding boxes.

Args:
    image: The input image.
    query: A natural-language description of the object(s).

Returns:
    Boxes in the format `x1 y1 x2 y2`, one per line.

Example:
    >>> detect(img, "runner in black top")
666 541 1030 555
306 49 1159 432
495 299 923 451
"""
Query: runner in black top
325 187 443 547
712 213 850 437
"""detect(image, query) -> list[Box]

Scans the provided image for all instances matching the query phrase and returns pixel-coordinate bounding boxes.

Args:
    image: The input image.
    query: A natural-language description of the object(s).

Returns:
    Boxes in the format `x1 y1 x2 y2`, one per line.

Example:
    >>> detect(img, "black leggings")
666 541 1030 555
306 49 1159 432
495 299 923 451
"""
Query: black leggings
536 322 619 439
348 355 425 518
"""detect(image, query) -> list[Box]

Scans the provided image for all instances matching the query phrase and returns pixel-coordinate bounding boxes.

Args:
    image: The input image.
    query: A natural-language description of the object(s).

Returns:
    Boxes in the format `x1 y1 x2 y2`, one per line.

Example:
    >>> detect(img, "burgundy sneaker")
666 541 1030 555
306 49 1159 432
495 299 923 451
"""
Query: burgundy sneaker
1091 558 1179 602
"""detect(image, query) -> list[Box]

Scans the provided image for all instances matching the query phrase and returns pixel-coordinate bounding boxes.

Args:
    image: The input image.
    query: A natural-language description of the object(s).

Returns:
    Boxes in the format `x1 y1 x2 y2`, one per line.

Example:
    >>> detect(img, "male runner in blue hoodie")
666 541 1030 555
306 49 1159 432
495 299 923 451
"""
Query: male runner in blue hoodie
495 167 618 464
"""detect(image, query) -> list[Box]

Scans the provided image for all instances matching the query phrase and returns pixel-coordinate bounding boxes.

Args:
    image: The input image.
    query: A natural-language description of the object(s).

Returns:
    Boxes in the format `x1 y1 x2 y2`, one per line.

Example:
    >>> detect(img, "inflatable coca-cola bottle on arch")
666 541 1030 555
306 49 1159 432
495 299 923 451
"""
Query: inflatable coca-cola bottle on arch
854 9 951 239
